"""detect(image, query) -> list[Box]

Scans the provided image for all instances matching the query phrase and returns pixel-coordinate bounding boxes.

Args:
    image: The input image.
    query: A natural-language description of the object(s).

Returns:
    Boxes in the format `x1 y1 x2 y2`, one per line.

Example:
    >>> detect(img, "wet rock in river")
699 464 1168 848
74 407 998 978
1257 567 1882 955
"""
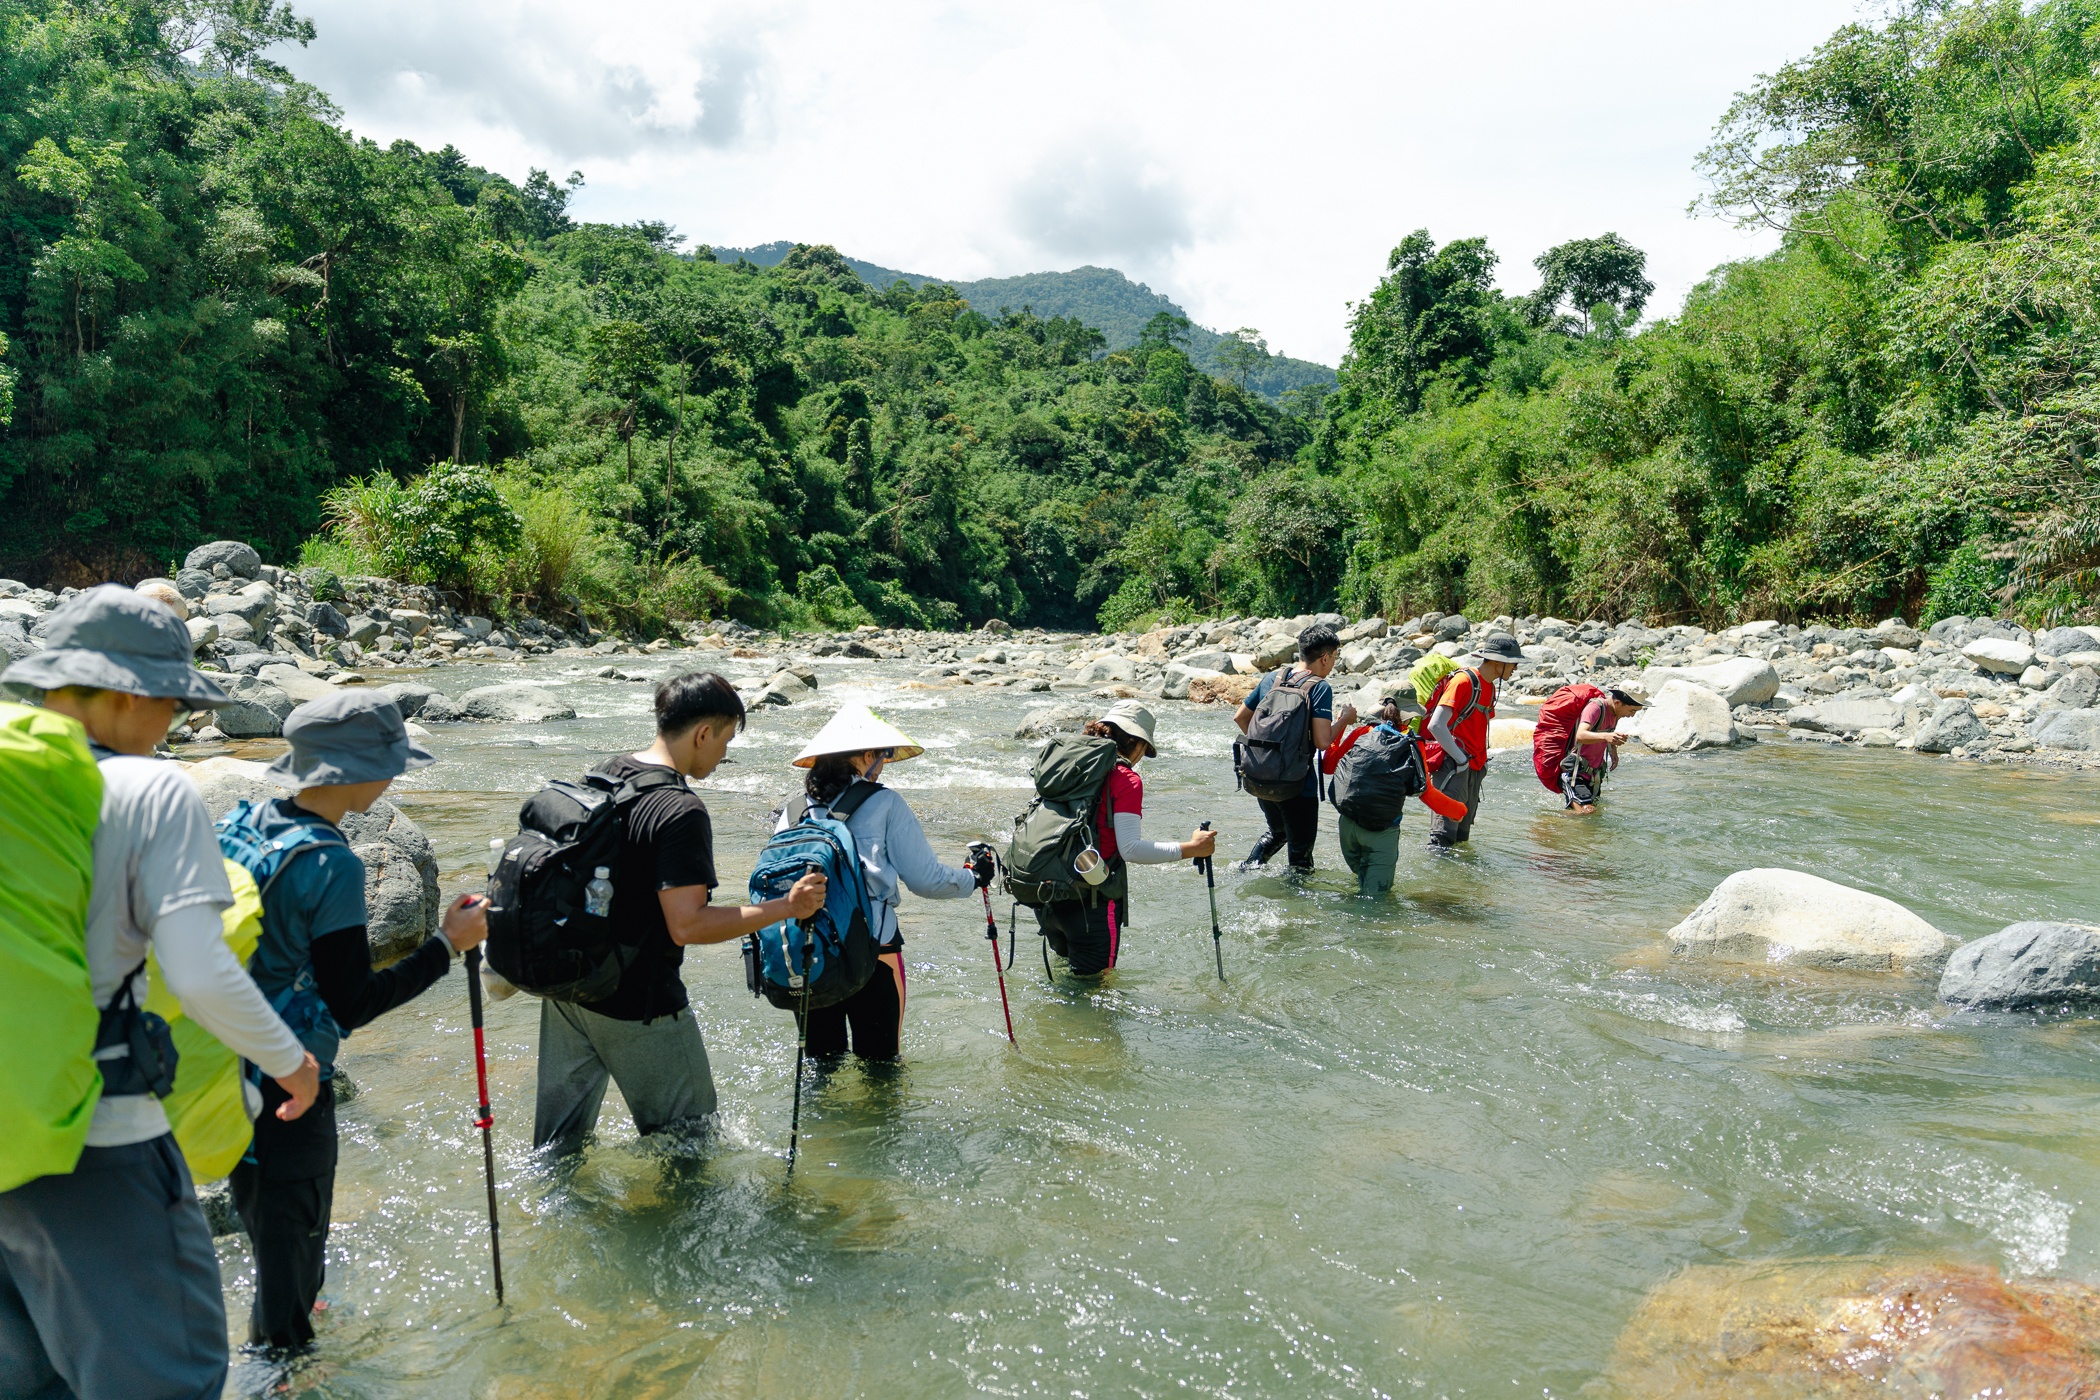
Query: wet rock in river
1014 704 1092 741
1640 656 1781 707
1666 867 1955 971
455 683 576 723
1622 679 1738 752
1602 1257 2100 1399
1940 921 2100 1009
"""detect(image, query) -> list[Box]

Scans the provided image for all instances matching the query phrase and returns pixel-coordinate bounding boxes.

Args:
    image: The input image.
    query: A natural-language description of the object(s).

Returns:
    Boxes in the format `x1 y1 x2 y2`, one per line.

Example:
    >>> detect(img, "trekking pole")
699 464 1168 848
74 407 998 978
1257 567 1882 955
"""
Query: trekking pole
971 845 1017 1045
463 943 505 1305
1197 821 1224 980
786 863 815 1175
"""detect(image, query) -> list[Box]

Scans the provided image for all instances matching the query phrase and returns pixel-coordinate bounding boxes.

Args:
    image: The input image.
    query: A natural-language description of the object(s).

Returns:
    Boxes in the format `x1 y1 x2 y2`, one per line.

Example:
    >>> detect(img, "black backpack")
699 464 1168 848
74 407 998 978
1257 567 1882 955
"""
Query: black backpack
1003 735 1122 907
1330 725 1428 830
484 767 684 1002
1234 667 1320 801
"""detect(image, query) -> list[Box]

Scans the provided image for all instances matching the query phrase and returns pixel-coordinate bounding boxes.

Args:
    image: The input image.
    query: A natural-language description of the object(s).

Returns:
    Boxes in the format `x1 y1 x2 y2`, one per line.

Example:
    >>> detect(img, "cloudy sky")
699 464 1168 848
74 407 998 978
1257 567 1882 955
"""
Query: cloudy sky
279 0 1863 366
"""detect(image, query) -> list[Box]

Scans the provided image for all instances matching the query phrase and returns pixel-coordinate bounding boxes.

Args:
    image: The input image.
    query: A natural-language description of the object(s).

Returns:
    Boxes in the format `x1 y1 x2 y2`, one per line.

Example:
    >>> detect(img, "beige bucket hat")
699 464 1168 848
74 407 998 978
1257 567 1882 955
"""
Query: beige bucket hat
792 703 925 768
1097 699 1158 757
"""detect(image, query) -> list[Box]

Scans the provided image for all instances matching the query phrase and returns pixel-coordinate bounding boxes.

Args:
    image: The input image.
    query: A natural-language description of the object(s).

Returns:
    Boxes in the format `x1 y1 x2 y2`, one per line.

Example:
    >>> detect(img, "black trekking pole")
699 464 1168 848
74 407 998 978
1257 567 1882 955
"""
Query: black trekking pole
463 944 505 1304
1197 821 1224 980
970 844 1016 1045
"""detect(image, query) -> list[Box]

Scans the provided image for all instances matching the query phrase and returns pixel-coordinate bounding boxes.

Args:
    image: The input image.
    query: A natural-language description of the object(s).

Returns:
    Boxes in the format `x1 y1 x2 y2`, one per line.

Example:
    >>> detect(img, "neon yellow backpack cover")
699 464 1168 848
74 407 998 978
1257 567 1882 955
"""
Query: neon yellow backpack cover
1407 653 1460 730
0 702 104 1193
145 861 266 1181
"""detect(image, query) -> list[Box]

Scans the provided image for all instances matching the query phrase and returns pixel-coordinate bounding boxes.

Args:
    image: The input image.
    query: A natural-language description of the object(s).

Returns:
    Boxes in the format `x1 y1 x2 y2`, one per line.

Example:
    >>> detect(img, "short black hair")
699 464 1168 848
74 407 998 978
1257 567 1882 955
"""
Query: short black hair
1298 624 1340 661
655 671 745 736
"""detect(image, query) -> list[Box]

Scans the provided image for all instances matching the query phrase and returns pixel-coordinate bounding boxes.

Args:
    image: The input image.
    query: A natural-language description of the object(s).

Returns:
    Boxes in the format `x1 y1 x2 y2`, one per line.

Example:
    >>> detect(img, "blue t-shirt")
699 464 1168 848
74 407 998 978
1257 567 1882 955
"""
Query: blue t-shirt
1246 666 1334 798
244 799 367 1070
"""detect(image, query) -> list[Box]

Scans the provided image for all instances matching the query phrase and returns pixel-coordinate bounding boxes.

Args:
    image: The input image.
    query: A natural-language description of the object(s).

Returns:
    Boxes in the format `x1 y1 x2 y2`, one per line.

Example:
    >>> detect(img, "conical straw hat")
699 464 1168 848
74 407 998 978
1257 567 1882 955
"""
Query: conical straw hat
791 703 925 768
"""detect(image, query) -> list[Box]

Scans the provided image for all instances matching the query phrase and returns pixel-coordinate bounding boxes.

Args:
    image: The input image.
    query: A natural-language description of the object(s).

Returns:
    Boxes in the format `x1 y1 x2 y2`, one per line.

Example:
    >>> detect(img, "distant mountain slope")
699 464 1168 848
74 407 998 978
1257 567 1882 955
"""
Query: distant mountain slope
712 242 1334 403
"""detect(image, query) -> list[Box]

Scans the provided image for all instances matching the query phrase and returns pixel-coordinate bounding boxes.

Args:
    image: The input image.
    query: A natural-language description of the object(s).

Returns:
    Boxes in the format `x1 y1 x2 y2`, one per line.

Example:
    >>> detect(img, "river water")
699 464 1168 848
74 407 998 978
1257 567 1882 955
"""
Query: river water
219 648 2100 1398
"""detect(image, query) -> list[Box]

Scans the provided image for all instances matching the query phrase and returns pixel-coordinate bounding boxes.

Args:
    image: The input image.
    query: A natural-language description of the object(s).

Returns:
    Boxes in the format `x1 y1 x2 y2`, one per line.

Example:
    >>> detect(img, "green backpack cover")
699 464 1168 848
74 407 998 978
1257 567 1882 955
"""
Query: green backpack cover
0 702 105 1193
1004 734 1122 907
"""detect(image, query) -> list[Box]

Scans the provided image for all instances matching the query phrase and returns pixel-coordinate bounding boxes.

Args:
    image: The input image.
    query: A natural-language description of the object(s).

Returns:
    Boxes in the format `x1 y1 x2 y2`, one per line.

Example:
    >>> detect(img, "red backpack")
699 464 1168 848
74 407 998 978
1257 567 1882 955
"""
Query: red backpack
1531 684 1606 791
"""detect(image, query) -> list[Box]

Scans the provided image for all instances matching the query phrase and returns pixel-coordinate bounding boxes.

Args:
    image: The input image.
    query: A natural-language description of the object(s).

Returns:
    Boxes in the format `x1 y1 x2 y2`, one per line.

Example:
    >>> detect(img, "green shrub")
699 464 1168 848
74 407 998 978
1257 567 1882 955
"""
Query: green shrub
319 462 522 593
1921 539 2007 623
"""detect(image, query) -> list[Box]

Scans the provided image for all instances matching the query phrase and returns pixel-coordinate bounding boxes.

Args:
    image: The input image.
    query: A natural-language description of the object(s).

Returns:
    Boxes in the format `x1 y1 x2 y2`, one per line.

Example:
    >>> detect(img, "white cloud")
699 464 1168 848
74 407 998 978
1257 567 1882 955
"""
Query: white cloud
282 0 1862 364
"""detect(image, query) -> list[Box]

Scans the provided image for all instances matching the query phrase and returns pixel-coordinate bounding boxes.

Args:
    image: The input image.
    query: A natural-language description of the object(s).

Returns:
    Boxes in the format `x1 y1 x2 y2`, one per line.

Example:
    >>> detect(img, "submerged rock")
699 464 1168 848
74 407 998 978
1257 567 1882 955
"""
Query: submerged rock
1623 679 1738 752
1940 921 2100 1009
455 683 576 723
1665 867 1955 970
1602 1257 2100 1399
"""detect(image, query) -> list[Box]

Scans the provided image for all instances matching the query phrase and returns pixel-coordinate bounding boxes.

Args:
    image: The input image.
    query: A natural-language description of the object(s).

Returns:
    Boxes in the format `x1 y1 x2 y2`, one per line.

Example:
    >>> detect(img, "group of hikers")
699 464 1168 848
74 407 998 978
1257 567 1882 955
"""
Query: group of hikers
0 590 1648 1396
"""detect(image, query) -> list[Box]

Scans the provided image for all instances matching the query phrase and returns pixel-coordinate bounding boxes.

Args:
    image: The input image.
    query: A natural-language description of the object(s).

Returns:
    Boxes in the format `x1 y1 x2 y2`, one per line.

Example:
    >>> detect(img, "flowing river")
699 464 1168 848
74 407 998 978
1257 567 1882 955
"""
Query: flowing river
218 647 2100 1398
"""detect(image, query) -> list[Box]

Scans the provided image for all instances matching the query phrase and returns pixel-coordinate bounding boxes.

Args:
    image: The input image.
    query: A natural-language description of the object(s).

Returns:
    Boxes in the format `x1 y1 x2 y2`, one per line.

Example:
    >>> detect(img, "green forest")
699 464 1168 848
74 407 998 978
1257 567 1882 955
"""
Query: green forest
5 0 2099 635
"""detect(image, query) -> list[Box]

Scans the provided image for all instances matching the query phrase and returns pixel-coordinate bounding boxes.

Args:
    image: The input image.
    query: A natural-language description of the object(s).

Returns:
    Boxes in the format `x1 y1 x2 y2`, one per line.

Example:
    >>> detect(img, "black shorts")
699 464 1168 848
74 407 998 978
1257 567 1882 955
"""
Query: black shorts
1034 898 1126 977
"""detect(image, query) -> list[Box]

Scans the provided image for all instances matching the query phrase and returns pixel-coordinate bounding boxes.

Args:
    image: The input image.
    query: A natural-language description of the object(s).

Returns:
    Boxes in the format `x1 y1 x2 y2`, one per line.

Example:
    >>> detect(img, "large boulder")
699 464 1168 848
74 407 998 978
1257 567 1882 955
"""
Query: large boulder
1250 635 1299 670
1665 867 1956 970
1162 663 1225 701
212 675 295 738
1069 656 1137 686
1940 921 2100 1010
2037 625 2094 660
1014 704 1092 742
183 540 261 579
1964 636 2036 675
1188 673 1260 706
456 683 576 723
304 602 349 638
1797 697 1902 737
1912 697 1989 753
2036 668 2100 711
1621 679 1738 752
202 583 277 631
183 616 219 652
1639 657 1780 707
180 757 442 962
255 663 338 705
2031 708 2100 751
373 680 457 722
1175 647 1235 674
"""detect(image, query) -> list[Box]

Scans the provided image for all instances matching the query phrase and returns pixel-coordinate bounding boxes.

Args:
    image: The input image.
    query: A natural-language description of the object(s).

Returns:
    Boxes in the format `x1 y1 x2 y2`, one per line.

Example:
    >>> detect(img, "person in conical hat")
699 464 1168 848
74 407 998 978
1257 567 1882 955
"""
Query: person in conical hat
775 704 987 1060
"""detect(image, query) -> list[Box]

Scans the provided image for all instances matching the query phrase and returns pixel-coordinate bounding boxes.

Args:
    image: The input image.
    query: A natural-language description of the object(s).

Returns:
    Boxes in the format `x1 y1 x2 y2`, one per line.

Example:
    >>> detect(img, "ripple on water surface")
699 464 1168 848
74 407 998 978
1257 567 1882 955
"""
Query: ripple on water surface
221 653 2100 1396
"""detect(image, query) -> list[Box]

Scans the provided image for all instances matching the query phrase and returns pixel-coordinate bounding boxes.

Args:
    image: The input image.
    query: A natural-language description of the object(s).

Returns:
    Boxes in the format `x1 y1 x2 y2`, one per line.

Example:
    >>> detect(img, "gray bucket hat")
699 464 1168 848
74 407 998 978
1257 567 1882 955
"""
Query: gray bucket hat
262 690 434 788
1473 633 1524 664
2 583 230 706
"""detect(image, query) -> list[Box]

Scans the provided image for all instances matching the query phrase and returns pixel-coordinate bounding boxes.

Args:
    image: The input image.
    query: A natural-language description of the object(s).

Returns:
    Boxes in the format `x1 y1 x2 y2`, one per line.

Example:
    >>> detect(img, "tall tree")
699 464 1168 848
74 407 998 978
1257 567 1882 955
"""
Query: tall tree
1526 233 1652 335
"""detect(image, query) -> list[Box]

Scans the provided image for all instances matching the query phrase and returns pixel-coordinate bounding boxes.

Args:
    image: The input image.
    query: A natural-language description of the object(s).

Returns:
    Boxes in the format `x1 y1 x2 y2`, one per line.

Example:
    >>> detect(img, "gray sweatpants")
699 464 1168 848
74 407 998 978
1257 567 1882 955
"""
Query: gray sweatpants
1429 760 1486 845
0 1135 226 1400
533 998 718 1154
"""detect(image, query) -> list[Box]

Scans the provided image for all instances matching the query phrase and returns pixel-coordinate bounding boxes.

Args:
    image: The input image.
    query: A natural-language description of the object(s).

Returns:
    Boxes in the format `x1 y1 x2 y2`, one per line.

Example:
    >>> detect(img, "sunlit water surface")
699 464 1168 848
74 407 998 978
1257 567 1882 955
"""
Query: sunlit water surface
215 651 2100 1398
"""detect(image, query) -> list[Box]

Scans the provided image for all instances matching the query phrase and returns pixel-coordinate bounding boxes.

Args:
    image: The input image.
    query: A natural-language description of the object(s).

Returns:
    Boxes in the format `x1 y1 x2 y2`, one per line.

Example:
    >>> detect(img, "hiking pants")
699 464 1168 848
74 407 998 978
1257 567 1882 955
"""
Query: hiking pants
0 1136 226 1400
798 951 906 1061
231 1077 338 1350
1428 761 1485 845
1246 793 1320 869
1035 897 1125 977
1337 814 1401 896
534 999 718 1155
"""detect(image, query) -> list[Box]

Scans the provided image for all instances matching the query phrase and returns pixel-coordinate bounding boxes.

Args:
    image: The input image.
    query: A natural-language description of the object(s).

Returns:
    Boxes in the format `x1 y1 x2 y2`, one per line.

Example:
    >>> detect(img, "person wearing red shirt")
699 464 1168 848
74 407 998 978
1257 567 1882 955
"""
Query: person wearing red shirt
1425 634 1522 849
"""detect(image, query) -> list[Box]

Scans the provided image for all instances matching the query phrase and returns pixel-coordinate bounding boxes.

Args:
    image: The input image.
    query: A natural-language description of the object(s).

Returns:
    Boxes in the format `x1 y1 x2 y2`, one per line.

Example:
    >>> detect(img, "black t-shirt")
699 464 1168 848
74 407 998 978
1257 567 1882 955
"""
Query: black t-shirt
588 754 718 1022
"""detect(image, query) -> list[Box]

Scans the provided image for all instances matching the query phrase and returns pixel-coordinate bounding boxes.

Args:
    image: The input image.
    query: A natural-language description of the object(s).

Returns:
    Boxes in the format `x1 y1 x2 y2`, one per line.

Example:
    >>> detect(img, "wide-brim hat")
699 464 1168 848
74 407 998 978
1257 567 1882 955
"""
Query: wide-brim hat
1472 633 1524 664
2 583 230 707
792 704 924 768
1097 699 1157 757
1610 682 1649 707
261 690 434 787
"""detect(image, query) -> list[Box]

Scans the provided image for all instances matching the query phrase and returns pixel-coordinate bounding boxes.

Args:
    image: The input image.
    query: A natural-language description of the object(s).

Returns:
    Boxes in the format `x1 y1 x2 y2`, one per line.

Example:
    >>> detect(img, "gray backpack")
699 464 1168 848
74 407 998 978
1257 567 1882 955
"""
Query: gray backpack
1004 735 1121 906
1234 667 1320 801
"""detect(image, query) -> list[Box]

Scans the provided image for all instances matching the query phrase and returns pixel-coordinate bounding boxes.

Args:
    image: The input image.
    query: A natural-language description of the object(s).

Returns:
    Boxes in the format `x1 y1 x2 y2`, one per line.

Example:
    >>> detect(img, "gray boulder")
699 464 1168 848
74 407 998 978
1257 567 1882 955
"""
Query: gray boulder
2036 626 2093 660
0 616 36 664
174 568 214 600
456 683 576 723
213 675 295 737
1015 704 1092 742
1939 921 2100 1010
375 681 442 719
255 663 338 705
1177 647 1235 674
338 801 444 961
1666 867 1956 971
203 587 276 631
306 601 349 638
344 615 386 648
1912 698 1989 753
1434 614 1470 641
184 540 261 579
2031 708 2100 751
2038 668 2100 712
1794 697 1901 736
1069 656 1138 686
1162 663 1225 700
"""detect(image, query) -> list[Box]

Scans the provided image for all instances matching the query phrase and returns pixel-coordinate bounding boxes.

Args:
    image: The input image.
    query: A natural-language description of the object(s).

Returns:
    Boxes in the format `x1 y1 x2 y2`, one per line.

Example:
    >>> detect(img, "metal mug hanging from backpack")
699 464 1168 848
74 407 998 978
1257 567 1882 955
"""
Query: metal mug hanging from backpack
1073 846 1109 886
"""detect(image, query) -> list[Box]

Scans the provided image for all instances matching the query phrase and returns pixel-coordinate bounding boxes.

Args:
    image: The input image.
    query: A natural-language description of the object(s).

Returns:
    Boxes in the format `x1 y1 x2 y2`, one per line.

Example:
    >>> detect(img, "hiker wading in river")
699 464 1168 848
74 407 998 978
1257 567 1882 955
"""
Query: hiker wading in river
1234 625 1355 871
1423 634 1522 849
776 704 986 1061
1563 687 1644 814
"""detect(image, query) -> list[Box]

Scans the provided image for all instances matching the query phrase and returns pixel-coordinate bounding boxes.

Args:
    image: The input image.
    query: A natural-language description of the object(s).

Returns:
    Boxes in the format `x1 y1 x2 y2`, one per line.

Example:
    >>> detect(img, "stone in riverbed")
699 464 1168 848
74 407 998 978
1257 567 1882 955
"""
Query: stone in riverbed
1162 663 1225 701
1940 921 2100 1009
375 681 461 723
255 663 339 704
1621 679 1738 752
455 683 576 723
1665 867 1955 970
1795 697 1901 737
2031 708 2100 751
1014 704 1092 741
1175 647 1234 673
1601 1257 2100 1398
1912 697 1990 753
212 675 294 738
1964 636 2036 675
1188 673 1259 706
1639 656 1781 707
1069 656 1137 686
183 540 261 579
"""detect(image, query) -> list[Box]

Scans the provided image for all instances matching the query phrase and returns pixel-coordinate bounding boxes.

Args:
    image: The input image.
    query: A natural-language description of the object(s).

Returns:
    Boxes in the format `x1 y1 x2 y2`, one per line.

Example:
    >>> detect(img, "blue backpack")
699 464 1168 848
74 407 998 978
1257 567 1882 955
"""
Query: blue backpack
743 781 881 1012
216 800 352 1070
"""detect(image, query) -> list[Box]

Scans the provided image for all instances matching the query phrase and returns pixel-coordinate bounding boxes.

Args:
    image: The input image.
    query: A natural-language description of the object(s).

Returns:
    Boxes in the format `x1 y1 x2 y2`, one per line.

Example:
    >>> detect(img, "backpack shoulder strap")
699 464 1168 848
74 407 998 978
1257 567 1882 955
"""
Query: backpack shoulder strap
611 766 685 803
825 779 882 821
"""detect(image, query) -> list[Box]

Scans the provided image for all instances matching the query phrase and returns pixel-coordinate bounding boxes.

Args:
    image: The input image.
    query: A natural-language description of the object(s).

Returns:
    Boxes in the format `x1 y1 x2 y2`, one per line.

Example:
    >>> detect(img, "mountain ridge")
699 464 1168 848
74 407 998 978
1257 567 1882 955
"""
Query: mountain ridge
710 241 1335 402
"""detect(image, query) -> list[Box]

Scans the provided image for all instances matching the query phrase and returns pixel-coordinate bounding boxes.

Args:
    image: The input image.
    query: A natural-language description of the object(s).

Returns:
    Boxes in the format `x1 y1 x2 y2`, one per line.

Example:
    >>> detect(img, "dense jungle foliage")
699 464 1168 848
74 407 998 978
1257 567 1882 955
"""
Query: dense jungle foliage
6 0 2099 632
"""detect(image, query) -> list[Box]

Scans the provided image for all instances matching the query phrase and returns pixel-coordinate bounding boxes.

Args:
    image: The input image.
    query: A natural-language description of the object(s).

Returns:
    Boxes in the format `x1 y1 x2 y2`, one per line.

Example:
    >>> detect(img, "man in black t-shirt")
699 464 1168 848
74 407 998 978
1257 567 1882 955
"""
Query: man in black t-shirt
533 674 826 1154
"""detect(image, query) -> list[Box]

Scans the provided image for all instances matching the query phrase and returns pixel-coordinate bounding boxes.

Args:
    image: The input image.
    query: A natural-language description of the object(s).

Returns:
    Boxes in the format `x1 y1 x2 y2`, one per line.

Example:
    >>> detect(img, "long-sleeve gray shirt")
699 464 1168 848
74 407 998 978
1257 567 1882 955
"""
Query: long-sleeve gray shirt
776 785 975 945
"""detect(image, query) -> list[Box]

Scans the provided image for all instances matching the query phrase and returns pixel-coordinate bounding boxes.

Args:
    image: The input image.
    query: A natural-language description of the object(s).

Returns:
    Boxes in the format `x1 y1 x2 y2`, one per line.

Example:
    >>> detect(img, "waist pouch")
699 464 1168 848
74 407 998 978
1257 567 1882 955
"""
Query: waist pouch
96 960 179 1099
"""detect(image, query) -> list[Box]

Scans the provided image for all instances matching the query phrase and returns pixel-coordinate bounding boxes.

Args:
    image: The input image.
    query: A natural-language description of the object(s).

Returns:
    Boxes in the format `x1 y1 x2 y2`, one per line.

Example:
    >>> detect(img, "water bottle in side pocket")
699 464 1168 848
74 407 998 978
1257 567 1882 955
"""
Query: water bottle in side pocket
584 866 614 918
